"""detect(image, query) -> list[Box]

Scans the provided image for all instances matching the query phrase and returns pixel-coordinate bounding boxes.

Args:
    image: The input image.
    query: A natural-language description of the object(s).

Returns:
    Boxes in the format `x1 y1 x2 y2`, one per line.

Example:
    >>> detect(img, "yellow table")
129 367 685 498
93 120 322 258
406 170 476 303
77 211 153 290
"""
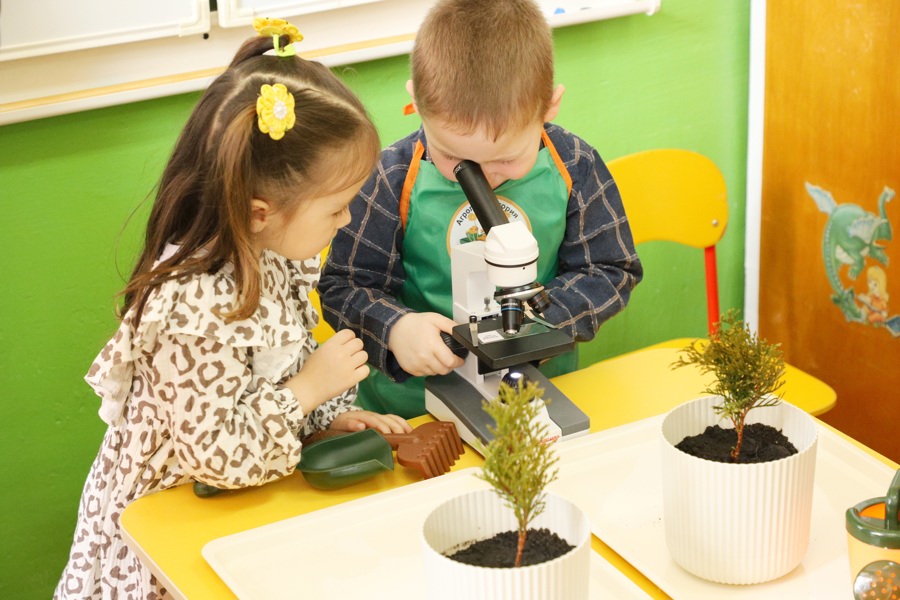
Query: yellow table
121 339 858 599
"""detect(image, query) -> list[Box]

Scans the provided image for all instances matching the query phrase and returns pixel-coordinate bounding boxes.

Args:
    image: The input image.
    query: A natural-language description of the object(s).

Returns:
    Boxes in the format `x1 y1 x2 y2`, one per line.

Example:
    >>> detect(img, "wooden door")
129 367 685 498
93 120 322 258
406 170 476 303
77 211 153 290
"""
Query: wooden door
760 1 900 461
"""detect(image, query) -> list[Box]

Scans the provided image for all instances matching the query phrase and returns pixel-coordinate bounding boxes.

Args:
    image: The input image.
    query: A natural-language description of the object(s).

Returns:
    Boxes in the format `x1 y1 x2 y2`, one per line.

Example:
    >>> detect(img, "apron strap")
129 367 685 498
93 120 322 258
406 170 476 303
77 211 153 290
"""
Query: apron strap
540 129 573 196
399 139 426 231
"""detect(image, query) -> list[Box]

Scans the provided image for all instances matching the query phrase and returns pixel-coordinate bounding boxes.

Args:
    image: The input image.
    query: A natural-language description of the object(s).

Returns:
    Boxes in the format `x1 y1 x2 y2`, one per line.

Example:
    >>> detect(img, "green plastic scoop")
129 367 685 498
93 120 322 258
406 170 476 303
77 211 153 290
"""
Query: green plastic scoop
296 428 394 490
192 429 395 497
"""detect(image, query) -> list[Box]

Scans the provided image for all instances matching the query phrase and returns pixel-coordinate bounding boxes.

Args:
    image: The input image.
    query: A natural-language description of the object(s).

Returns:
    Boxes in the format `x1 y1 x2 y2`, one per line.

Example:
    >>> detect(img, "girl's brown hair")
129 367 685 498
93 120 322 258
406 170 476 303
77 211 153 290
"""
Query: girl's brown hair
411 0 554 138
122 35 380 325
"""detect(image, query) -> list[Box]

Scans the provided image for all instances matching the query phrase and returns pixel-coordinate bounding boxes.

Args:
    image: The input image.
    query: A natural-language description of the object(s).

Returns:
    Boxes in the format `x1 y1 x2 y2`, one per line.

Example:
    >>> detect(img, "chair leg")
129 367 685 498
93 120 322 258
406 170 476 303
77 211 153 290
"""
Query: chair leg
705 245 720 335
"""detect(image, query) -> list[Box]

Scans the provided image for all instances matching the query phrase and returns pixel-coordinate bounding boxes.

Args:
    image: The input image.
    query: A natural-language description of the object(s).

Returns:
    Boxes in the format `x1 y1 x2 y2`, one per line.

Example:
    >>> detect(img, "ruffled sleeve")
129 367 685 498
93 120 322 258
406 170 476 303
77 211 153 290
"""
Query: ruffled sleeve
160 333 305 488
87 251 309 425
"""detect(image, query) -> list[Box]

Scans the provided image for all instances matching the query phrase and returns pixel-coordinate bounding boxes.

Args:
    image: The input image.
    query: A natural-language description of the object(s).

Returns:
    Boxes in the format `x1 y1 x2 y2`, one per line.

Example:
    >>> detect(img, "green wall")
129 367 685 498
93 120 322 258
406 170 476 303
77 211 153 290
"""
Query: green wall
0 1 748 596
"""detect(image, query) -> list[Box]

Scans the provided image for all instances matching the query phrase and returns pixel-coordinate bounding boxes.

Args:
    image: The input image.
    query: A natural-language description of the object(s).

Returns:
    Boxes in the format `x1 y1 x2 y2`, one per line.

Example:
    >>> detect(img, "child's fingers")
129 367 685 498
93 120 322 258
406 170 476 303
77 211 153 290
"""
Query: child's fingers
434 343 465 371
363 413 406 434
347 348 368 368
328 413 365 432
381 413 412 433
378 416 408 434
352 364 370 383
426 313 460 335
327 328 356 344
345 412 391 434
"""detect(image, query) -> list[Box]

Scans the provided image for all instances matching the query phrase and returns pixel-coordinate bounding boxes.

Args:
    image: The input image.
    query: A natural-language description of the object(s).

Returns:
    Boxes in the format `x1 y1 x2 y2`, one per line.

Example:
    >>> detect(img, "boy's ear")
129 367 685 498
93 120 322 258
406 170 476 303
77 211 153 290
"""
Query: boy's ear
543 84 566 122
250 198 273 234
405 79 418 112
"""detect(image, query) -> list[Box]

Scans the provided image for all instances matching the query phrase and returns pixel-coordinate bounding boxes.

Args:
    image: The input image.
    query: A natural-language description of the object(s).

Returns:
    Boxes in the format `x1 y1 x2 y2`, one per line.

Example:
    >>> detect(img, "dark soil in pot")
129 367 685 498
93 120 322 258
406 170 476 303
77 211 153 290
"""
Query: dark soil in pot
447 528 574 567
676 423 798 463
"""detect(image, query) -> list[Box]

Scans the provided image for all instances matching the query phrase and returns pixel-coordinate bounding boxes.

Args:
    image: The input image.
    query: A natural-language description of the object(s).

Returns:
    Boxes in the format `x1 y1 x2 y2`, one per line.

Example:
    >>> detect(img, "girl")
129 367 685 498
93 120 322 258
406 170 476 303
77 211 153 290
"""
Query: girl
54 24 410 600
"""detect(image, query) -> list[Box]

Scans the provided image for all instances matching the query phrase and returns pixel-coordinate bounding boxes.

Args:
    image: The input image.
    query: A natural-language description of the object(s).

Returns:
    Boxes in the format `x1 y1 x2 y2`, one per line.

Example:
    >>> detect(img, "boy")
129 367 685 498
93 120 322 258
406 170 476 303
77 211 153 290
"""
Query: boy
318 0 642 418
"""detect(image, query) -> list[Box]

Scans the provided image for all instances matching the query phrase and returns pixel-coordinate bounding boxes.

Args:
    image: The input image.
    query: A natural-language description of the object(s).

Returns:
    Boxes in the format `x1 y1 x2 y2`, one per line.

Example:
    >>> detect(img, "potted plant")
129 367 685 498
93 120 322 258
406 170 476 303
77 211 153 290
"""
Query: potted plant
661 310 819 584
421 381 591 599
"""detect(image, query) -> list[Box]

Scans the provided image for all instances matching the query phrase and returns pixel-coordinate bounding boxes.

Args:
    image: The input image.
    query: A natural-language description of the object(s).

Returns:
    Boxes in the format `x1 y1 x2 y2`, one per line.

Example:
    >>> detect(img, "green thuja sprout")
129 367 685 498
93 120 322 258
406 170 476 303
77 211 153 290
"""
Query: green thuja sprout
672 309 786 462
477 381 559 568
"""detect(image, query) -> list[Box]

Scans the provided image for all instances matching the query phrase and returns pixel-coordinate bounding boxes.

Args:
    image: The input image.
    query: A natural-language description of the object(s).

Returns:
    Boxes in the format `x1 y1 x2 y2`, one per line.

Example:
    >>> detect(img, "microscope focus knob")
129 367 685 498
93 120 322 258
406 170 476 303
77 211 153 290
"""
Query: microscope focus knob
440 331 469 359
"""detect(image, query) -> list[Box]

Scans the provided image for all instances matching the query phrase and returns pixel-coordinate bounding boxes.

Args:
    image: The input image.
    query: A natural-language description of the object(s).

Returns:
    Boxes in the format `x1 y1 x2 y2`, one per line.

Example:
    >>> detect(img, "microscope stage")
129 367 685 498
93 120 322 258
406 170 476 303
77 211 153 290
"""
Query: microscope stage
450 316 574 370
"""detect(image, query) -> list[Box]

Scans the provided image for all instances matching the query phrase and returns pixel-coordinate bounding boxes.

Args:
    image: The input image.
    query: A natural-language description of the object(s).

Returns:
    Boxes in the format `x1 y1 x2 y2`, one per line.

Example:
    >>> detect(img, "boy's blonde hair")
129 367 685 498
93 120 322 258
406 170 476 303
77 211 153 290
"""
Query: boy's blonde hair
411 0 554 137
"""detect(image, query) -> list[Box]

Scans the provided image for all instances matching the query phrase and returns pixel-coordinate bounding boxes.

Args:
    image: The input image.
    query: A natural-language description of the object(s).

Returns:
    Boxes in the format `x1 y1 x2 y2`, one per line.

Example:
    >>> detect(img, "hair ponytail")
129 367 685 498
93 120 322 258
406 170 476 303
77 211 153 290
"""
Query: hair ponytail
228 34 292 68
123 101 258 324
210 104 260 322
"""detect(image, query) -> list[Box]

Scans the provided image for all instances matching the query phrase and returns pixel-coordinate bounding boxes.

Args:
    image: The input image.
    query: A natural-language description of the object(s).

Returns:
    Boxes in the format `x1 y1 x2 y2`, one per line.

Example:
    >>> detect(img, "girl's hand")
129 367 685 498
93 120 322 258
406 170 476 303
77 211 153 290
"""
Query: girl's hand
285 329 369 414
388 312 465 377
329 411 411 435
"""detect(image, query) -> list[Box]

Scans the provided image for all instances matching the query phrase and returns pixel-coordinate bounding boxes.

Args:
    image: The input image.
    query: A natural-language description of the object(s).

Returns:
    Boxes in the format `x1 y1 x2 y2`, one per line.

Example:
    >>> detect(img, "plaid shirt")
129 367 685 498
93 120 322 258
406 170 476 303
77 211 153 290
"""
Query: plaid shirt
318 123 642 380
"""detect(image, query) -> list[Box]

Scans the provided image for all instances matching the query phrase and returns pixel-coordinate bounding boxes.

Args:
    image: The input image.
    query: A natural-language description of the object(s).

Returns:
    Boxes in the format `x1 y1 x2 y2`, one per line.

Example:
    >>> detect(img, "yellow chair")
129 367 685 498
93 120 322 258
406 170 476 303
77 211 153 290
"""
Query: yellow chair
310 246 336 344
551 149 836 430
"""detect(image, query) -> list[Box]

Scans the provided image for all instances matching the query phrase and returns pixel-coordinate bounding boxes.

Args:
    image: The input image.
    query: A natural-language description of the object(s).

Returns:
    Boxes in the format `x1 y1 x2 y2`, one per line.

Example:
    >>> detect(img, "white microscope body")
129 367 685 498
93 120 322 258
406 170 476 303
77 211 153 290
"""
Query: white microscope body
424 161 590 455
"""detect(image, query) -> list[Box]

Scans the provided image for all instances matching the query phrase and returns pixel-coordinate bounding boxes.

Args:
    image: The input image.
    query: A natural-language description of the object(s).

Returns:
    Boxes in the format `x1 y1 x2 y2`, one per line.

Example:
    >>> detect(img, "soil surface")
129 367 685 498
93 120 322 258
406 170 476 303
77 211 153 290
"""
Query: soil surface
447 528 574 568
675 423 798 463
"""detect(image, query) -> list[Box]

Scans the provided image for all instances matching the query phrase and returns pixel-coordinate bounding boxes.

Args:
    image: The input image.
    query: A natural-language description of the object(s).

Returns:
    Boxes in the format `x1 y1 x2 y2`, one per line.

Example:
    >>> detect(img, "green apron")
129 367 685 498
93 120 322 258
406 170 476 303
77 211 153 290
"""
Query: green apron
358 139 577 418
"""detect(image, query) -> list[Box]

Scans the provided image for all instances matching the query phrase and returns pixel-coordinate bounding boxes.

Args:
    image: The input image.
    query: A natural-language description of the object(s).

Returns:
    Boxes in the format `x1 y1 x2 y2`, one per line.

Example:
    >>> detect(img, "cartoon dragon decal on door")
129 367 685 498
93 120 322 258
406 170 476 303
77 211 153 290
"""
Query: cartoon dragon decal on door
806 183 899 336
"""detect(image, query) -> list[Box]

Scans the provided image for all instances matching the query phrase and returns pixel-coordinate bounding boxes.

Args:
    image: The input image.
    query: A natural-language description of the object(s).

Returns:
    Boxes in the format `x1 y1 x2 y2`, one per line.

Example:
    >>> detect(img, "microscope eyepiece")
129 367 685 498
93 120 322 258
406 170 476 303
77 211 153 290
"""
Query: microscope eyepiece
454 160 508 233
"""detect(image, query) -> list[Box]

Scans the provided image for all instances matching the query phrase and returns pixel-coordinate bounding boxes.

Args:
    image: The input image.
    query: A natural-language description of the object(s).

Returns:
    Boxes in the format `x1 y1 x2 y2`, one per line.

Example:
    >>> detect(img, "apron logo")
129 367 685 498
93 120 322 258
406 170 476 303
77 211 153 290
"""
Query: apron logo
446 196 532 253
806 182 899 336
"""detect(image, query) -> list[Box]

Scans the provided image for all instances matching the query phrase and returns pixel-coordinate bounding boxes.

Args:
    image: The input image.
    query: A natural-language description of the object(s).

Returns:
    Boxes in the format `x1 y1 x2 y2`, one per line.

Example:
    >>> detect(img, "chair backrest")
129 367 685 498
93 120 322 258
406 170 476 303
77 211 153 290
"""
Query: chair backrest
309 245 336 343
607 149 729 334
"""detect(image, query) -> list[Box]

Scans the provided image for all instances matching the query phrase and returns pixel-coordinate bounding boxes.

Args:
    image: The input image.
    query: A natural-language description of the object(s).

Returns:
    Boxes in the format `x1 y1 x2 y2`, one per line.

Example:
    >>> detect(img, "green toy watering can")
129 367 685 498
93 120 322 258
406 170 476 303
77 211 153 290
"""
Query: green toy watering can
846 468 900 600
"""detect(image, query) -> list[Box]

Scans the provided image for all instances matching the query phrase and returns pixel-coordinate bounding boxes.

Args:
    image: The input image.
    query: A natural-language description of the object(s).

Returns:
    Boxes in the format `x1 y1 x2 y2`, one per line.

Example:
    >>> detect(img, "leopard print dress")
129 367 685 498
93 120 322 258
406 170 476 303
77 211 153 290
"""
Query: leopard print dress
54 247 359 599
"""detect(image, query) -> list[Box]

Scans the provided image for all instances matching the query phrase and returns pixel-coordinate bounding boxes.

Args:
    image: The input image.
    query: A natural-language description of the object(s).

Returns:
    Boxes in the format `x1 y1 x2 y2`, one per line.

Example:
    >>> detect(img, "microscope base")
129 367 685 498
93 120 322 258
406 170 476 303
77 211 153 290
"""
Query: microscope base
424 363 590 456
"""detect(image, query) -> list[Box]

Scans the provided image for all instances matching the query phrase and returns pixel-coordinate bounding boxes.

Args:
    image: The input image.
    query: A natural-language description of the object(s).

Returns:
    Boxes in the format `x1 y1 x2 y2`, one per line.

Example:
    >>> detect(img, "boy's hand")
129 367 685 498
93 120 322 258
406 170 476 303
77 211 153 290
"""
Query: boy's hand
285 329 369 414
388 312 466 377
329 410 411 435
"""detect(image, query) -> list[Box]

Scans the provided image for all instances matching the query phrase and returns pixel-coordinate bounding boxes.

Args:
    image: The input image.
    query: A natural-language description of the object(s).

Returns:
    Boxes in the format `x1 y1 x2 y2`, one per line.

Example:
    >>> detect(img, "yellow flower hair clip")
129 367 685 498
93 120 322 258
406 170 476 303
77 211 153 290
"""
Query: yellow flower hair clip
256 83 296 140
253 17 303 57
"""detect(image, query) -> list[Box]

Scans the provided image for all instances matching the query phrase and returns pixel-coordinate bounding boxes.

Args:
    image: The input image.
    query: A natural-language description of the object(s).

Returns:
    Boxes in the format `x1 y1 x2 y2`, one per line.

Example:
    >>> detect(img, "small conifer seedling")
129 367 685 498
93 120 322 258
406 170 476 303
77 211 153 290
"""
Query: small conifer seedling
672 310 786 462
477 380 560 568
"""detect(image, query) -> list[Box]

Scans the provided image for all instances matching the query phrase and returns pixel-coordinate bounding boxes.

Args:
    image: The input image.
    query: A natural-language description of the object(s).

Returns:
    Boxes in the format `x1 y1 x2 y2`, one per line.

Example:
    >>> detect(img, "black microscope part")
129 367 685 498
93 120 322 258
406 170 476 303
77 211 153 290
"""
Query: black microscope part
440 331 470 359
500 297 525 334
454 160 508 233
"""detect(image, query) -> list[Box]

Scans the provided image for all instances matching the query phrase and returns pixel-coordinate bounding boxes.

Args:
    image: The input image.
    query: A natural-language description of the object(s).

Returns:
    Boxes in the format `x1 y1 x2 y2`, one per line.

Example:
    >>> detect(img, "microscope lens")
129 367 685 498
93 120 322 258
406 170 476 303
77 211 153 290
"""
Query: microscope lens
500 297 524 334
527 289 552 314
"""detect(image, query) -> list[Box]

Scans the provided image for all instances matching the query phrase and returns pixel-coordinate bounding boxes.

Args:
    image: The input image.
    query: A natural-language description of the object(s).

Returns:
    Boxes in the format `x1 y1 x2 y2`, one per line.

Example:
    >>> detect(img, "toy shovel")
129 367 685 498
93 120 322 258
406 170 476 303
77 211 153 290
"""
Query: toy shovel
193 428 394 497
296 428 395 490
193 421 465 497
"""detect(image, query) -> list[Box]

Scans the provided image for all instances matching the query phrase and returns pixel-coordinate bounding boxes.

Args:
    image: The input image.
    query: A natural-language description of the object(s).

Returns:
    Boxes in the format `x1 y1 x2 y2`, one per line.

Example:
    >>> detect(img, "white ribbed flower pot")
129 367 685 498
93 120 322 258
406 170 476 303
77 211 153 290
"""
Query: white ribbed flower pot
660 396 818 584
422 490 590 600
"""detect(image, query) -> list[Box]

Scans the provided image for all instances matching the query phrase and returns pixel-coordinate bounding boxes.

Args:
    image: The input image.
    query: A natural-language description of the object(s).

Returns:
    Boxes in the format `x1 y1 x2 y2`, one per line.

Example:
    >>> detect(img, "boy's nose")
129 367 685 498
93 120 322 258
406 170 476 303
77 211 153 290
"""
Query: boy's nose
485 163 529 189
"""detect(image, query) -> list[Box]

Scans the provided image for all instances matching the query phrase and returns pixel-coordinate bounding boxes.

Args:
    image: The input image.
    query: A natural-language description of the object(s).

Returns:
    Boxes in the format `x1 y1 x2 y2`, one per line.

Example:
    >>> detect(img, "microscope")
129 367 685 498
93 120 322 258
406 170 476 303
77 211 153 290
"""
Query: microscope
424 161 591 455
